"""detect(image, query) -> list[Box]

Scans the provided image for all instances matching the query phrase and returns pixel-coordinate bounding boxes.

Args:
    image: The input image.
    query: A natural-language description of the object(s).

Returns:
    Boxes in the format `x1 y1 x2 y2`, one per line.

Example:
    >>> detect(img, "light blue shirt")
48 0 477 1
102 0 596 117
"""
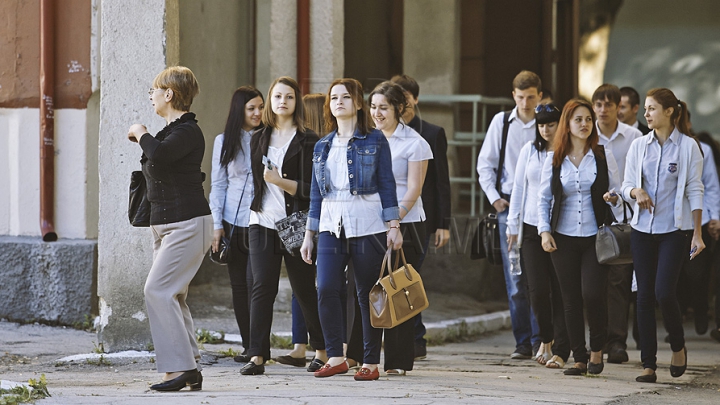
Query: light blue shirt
537 149 622 237
209 130 254 230
700 142 720 224
507 141 548 235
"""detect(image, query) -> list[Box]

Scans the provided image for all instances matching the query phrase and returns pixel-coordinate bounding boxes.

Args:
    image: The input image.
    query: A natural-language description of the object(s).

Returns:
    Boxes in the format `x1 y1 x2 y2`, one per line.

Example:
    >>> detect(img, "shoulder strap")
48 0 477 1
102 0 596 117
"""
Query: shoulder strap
495 111 512 192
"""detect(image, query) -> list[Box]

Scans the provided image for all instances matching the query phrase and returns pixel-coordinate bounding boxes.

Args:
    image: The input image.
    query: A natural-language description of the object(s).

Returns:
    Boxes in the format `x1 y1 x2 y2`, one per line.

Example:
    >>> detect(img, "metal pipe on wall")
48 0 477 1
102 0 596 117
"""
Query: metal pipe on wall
297 0 310 95
40 0 57 242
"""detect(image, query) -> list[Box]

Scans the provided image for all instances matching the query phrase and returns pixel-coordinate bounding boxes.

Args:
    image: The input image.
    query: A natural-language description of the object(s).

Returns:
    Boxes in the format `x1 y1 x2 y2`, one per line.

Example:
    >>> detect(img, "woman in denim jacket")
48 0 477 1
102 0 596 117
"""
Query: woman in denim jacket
300 78 403 381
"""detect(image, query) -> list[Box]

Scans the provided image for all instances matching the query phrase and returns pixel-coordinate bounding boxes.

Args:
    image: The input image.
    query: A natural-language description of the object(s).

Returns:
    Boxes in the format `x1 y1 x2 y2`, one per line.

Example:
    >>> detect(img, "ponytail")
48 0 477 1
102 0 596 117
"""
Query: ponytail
675 100 691 136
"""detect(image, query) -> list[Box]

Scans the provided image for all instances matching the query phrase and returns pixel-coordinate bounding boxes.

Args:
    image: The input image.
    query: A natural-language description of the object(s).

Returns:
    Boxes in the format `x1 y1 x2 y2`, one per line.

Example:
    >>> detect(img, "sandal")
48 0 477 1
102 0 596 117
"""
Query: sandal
545 355 565 369
386 369 406 376
535 343 552 365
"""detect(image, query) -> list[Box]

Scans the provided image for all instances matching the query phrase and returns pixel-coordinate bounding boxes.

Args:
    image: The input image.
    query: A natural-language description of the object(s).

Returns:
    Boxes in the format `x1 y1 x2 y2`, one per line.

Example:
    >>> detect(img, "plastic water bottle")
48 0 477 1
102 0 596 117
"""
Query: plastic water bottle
509 246 522 276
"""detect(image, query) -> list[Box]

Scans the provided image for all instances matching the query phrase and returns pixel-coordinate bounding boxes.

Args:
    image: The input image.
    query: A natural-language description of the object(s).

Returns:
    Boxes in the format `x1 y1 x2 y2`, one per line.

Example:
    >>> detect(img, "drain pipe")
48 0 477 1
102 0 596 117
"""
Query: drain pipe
40 0 57 242
297 0 310 95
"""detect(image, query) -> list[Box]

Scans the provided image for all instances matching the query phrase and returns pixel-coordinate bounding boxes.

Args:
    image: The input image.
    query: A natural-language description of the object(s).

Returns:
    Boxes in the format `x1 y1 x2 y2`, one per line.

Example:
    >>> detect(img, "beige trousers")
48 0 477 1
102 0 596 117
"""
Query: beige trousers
145 215 212 373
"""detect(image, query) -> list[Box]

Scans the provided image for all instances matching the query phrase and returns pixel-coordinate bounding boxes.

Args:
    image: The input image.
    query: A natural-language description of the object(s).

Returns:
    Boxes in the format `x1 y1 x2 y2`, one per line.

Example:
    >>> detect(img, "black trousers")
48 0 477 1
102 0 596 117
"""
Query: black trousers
521 224 570 361
678 224 712 323
605 262 634 350
346 222 426 370
247 225 325 358
223 221 252 352
550 233 608 364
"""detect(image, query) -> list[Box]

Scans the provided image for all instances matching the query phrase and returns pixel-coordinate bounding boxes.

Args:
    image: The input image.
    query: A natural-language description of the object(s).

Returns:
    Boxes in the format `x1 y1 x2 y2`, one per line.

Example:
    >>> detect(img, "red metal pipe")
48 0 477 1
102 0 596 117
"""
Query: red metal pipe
40 0 57 242
297 0 310 95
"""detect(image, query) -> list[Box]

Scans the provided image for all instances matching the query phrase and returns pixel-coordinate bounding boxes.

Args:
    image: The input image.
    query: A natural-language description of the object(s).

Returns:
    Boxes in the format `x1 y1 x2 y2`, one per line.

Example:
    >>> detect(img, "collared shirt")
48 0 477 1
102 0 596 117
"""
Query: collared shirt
596 120 643 179
249 134 294 228
537 149 622 237
387 124 433 223
209 130 254 229
507 141 548 235
477 107 536 204
318 135 387 238
633 130 683 233
700 142 720 224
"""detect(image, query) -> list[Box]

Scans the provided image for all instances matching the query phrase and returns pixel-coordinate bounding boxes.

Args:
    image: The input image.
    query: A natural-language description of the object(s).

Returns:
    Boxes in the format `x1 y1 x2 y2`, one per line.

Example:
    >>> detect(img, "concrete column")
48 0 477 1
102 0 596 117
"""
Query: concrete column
309 0 344 94
97 0 179 351
256 0 297 96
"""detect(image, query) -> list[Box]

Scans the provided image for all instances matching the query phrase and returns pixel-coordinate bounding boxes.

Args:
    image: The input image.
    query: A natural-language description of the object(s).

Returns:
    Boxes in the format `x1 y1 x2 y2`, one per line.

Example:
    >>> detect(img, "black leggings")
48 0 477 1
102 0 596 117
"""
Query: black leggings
550 233 608 364
223 222 252 352
521 224 570 361
247 225 325 358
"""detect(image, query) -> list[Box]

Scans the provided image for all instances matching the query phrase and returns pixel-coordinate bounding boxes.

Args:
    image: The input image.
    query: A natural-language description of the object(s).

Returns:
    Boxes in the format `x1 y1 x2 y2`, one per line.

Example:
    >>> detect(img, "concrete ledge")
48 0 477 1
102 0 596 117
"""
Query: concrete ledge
0 236 97 325
424 310 512 343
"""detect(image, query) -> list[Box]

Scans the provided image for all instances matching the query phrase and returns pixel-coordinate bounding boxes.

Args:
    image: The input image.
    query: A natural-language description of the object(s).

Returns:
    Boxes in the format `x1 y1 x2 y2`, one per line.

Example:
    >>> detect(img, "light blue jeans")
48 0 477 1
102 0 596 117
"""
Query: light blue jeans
498 209 540 353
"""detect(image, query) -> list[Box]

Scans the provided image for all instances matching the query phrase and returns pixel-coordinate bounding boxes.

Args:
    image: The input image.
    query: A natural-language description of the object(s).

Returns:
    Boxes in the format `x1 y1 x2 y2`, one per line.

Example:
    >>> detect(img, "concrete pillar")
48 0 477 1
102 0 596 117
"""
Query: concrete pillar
309 0 344 94
97 0 179 351
256 0 297 96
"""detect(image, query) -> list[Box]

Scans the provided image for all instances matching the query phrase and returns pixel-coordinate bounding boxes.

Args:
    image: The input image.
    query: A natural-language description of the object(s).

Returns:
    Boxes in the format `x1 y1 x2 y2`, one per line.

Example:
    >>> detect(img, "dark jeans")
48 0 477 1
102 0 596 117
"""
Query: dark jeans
678 224 712 323
346 222 426 370
291 294 308 345
605 262 634 351
247 225 325 358
223 222 253 352
632 229 688 370
521 224 570 361
550 233 608 364
317 230 387 363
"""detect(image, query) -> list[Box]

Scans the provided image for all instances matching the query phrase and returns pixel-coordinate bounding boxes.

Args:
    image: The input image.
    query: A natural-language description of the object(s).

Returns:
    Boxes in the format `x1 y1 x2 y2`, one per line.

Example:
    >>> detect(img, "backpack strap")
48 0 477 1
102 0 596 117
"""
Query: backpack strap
495 111 512 194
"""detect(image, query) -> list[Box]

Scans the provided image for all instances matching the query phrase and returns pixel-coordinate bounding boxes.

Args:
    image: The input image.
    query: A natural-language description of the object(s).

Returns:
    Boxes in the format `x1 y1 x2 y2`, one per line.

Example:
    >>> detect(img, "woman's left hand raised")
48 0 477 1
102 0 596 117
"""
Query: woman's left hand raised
128 124 148 143
263 164 282 185
603 191 619 205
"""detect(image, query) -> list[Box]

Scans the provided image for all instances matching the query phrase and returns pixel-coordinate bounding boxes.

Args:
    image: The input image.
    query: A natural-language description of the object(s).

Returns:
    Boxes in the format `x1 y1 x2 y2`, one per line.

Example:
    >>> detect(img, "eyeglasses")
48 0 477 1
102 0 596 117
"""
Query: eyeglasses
535 104 560 114
148 88 165 96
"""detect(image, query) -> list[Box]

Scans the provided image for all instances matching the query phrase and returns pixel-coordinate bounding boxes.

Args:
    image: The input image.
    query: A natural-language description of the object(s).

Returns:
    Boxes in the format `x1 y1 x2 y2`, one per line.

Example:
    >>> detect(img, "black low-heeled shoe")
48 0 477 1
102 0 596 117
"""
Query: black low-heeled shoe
150 370 202 391
670 347 687 378
240 361 265 375
636 370 657 383
276 355 307 367
306 358 325 372
234 354 252 363
563 363 587 376
588 360 604 375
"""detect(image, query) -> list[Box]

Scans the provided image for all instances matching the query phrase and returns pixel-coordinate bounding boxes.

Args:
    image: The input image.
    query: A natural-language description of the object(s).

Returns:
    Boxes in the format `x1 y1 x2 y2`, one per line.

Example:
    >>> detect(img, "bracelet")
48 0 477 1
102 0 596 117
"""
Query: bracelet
389 225 400 230
399 204 409 213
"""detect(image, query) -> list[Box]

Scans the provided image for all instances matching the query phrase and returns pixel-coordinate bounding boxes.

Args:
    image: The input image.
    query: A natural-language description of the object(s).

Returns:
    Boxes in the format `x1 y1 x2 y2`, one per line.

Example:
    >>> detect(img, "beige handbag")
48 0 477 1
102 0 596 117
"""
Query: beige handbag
369 248 429 329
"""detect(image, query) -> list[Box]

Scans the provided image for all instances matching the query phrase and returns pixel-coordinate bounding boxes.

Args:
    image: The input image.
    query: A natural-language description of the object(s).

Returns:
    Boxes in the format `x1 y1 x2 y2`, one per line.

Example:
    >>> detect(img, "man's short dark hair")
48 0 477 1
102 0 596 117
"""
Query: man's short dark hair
390 74 420 99
619 86 640 107
512 70 542 92
592 84 621 105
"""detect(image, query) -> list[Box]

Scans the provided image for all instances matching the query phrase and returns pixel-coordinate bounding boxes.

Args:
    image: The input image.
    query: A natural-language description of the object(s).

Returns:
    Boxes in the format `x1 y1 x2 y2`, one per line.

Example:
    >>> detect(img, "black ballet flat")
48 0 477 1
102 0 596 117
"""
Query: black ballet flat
234 354 252 363
588 360 604 375
240 361 265 375
150 369 202 391
635 370 657 383
670 347 687 378
306 358 325 372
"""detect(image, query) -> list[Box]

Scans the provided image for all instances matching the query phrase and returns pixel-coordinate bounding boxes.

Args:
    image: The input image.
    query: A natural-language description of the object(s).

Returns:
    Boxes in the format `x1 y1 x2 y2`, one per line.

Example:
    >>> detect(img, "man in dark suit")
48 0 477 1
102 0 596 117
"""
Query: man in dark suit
619 87 651 134
391 74 452 359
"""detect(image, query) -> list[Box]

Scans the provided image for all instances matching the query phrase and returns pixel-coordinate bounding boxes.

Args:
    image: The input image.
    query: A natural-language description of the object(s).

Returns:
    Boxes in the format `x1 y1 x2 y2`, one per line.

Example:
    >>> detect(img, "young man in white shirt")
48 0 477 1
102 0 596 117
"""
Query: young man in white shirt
592 83 643 364
618 86 650 135
477 70 541 359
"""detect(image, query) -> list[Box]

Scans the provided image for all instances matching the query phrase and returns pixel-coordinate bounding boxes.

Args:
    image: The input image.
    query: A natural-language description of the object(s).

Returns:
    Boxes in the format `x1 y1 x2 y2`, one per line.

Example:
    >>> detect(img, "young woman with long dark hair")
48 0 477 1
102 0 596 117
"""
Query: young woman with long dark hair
623 88 704 383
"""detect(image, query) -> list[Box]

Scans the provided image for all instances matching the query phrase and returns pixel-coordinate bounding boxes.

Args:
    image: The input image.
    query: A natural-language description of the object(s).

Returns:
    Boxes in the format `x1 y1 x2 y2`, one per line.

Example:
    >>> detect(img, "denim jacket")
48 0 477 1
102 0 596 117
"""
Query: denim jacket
307 128 400 232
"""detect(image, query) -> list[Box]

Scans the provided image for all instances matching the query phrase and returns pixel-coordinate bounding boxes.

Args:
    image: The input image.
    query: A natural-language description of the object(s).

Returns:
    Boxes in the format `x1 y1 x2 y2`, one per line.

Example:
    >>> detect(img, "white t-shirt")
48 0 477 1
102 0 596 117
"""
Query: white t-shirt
387 124 433 223
249 135 293 229
318 135 388 238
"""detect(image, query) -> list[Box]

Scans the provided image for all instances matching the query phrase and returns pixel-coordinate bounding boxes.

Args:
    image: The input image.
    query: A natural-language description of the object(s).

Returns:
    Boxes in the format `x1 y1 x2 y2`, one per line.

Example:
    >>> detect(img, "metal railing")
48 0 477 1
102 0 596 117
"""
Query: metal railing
417 94 514 216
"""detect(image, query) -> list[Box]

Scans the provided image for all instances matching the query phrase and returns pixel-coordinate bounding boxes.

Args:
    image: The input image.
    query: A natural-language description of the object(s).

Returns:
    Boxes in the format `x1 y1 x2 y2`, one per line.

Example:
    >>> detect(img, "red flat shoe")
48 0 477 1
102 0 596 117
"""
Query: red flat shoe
313 361 349 378
354 367 379 381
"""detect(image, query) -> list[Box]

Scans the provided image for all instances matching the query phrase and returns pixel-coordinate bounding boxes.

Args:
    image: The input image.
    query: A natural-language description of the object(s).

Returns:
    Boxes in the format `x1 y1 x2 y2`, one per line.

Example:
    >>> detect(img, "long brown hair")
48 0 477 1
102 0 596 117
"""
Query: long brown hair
552 99 602 167
323 78 372 135
303 93 326 136
369 81 407 126
646 88 691 135
262 76 305 131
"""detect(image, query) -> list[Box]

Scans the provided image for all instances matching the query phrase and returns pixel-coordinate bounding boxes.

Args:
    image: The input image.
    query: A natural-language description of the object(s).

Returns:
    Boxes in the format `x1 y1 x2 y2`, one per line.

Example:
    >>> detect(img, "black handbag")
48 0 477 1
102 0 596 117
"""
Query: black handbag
129 170 151 227
471 112 510 263
596 202 634 265
275 208 310 255
210 173 250 265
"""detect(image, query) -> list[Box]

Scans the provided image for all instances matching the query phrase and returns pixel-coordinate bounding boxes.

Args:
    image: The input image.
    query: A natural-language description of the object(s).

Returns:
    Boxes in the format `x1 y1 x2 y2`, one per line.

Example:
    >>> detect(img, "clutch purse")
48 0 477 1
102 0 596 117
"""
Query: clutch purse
275 209 310 255
369 248 429 329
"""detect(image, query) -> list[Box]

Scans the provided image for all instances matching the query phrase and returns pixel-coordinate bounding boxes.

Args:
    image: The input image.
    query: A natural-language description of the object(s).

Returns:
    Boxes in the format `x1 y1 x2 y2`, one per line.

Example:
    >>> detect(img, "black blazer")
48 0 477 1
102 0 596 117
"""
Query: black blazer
408 115 451 233
637 121 651 135
550 145 613 232
249 127 319 216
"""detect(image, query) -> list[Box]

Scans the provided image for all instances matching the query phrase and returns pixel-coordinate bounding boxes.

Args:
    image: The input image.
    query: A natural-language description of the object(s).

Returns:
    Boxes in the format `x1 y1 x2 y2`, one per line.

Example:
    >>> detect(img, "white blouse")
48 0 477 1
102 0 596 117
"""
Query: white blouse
249 134 293 229
386 124 433 224
507 141 548 236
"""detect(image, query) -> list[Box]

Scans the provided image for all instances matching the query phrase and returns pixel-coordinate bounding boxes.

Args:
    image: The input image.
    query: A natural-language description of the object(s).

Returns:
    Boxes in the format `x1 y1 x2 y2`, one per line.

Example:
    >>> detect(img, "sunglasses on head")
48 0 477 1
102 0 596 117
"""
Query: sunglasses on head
535 104 560 114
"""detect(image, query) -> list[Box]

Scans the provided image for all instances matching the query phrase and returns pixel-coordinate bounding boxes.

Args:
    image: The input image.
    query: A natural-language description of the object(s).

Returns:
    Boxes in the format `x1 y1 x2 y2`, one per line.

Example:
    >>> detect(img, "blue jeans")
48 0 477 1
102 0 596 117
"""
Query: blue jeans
316 231 386 363
632 229 688 370
291 294 308 345
498 209 540 352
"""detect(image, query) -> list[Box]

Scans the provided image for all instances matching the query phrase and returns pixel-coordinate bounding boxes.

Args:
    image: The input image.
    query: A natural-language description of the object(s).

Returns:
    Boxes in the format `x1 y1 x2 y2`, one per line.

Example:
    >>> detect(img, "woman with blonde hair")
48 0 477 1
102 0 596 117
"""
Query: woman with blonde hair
127 66 210 391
